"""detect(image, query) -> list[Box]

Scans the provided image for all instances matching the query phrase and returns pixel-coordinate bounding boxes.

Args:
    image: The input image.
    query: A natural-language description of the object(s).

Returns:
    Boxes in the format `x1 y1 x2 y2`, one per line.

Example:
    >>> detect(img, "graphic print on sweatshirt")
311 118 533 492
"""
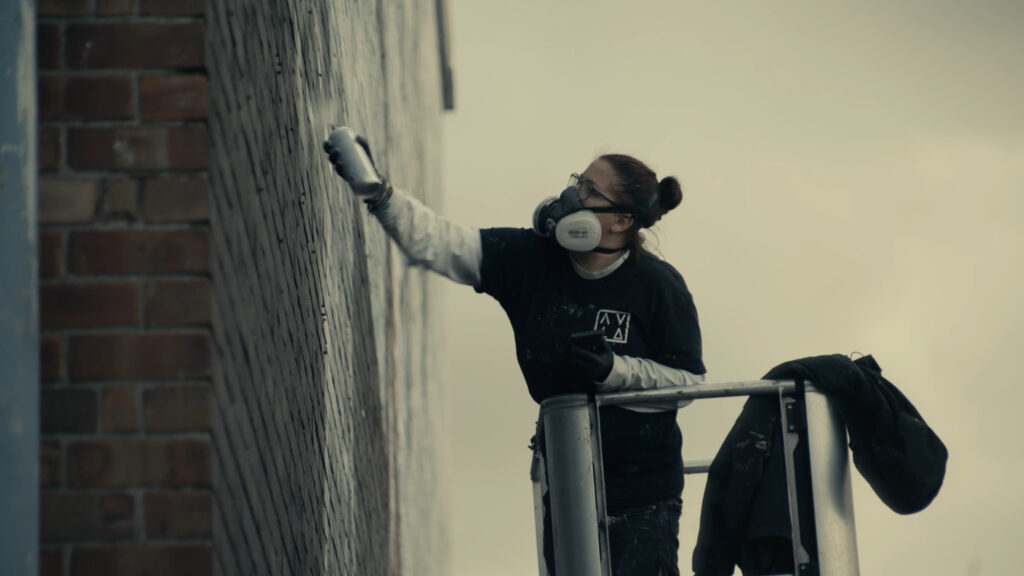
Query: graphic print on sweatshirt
595 309 631 343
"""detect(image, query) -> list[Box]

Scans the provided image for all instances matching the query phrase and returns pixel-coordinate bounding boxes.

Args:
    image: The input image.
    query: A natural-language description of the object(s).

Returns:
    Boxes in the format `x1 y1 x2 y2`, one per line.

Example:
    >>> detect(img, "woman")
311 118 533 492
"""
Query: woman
324 127 706 576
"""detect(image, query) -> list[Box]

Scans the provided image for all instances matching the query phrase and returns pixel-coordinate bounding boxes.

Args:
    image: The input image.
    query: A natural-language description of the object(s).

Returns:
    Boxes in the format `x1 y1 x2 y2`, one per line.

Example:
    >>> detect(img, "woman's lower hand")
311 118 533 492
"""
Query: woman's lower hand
566 338 614 386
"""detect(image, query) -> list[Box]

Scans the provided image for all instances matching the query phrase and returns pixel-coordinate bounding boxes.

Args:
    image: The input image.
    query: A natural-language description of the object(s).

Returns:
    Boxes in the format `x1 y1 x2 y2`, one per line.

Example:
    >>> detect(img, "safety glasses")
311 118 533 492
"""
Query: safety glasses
568 173 624 209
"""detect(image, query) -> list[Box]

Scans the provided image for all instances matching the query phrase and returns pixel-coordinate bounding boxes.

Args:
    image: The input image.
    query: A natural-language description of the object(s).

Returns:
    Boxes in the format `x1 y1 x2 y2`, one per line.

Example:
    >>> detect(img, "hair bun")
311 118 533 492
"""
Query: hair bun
643 176 682 226
657 177 683 211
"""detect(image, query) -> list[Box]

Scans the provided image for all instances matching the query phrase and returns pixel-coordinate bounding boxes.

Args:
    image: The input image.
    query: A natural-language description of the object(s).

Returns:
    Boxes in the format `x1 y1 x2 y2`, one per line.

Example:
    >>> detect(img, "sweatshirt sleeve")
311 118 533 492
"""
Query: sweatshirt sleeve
596 354 706 411
373 187 483 286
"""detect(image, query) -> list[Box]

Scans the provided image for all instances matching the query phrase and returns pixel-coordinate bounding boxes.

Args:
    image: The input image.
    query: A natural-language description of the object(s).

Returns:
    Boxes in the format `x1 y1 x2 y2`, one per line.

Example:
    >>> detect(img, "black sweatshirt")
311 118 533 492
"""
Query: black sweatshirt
476 227 705 510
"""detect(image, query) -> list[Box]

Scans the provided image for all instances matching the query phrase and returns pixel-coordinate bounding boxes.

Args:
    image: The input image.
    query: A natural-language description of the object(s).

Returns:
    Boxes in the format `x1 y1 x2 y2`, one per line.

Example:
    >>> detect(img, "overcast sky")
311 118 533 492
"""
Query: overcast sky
436 2 1023 574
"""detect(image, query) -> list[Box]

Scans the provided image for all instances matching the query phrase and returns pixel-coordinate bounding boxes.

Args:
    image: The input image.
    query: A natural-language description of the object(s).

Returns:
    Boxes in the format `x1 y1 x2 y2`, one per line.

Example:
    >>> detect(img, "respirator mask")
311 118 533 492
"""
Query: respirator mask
532 186 634 253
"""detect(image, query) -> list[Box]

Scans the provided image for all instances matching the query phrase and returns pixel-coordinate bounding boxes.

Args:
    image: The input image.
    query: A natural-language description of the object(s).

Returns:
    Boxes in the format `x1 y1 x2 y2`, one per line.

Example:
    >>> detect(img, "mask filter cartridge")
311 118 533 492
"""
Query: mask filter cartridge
532 187 605 252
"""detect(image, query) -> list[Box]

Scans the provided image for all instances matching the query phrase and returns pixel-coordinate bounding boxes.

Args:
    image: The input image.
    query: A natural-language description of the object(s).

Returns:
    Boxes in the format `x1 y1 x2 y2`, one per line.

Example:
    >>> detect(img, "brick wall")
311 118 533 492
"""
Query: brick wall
37 0 447 573
207 0 447 573
37 0 212 574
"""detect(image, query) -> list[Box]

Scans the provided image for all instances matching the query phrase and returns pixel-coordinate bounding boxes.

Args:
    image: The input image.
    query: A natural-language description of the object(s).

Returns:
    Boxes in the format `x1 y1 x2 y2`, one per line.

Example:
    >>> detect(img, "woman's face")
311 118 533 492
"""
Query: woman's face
579 159 634 238
579 159 622 208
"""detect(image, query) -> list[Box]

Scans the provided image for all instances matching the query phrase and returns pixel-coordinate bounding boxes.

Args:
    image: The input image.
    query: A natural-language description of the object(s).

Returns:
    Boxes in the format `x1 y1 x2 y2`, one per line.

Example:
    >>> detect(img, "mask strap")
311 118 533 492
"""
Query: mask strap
588 206 645 225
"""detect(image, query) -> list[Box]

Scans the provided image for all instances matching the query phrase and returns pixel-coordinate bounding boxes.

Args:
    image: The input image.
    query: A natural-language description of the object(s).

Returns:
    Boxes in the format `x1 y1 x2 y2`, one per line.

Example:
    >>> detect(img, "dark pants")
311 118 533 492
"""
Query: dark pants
544 494 682 576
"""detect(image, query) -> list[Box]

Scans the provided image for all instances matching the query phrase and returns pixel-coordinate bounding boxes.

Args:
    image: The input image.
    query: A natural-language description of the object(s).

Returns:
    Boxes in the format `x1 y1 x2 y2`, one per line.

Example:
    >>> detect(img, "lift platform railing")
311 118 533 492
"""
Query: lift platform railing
532 380 859 576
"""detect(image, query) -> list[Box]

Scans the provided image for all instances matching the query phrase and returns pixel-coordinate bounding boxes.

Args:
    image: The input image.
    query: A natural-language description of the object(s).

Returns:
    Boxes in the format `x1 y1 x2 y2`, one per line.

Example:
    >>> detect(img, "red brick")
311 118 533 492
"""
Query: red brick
99 179 139 222
69 229 209 275
39 76 133 122
67 24 205 70
145 280 210 327
68 439 211 487
71 545 212 576
71 548 115 576
41 388 97 434
41 283 140 329
39 126 61 172
69 333 211 381
41 492 134 541
68 126 208 171
38 178 99 224
38 24 61 70
38 0 89 16
41 548 63 576
140 0 204 16
145 491 211 538
144 385 210 432
41 335 63 382
143 178 209 222
39 232 64 278
40 441 62 487
96 0 133 16
102 386 138 432
140 75 207 121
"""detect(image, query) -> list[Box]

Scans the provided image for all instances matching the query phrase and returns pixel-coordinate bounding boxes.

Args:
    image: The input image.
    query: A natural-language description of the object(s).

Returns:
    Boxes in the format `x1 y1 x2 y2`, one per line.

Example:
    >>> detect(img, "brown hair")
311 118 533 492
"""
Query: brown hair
599 153 684 258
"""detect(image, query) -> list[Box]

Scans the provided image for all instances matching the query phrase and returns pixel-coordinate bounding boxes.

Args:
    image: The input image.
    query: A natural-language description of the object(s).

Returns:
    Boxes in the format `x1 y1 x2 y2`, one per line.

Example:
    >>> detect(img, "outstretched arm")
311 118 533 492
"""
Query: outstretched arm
323 126 482 286
374 187 482 286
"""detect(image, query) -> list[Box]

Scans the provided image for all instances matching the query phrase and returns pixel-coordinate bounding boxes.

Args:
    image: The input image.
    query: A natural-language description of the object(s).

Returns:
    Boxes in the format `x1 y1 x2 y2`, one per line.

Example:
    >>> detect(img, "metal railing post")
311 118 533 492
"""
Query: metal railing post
779 393 815 570
530 449 550 576
805 387 860 576
540 394 610 576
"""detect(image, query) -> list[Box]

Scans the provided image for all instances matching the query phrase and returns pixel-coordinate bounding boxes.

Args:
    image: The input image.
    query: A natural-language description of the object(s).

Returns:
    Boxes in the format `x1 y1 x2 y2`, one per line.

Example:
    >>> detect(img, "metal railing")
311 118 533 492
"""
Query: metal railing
532 379 860 576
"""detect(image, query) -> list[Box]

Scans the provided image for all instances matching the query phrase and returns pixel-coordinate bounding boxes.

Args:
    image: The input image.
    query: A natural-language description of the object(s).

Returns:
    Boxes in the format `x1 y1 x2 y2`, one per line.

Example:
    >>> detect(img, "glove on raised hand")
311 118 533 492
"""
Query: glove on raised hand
323 126 385 197
566 337 614 387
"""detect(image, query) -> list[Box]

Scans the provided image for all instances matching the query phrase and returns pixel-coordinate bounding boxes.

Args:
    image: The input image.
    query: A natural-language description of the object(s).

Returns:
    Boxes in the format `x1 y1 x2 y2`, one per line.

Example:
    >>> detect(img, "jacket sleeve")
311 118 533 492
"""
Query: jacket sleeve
373 187 483 286
693 396 783 576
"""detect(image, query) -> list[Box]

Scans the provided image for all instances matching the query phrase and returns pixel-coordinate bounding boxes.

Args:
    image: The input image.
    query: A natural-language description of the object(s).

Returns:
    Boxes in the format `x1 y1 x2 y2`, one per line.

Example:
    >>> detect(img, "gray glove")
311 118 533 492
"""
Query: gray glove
323 126 385 197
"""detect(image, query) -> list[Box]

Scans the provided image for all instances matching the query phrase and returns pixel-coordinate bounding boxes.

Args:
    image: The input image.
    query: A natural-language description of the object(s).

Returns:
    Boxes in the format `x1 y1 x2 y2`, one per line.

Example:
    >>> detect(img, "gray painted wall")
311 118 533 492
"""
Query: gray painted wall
0 0 38 574
207 1 446 573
